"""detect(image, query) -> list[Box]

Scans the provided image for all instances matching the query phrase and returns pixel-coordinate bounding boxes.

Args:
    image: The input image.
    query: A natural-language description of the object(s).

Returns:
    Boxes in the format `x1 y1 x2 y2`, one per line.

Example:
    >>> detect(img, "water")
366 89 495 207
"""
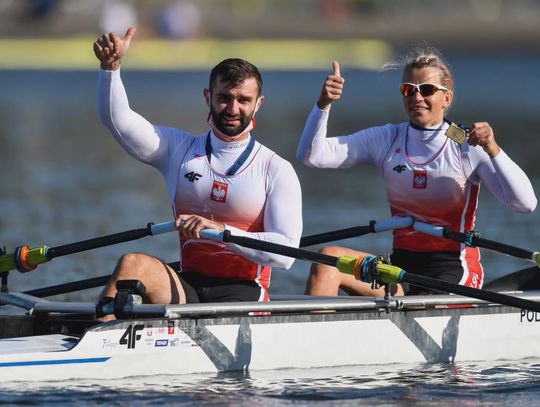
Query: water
0 52 539 403
1 361 540 406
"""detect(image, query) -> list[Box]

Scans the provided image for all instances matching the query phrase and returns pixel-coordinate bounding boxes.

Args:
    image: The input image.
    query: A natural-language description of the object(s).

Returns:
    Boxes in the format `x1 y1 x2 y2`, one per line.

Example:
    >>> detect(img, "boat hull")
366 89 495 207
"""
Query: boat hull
1 299 540 381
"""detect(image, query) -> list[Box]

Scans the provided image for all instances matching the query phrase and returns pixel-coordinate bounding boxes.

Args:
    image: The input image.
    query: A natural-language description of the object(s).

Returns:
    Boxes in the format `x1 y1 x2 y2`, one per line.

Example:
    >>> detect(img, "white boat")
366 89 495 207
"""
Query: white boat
1 219 539 382
1 290 540 382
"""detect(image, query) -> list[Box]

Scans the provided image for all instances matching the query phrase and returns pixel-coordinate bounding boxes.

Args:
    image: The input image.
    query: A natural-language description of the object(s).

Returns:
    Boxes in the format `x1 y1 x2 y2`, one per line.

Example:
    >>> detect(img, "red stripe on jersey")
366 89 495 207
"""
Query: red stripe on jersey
462 184 480 233
460 246 484 289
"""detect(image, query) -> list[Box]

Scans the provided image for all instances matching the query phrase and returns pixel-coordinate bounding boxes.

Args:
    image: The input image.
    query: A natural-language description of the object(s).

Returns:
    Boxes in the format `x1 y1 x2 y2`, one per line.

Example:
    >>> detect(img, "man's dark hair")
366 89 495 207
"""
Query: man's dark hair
209 58 262 96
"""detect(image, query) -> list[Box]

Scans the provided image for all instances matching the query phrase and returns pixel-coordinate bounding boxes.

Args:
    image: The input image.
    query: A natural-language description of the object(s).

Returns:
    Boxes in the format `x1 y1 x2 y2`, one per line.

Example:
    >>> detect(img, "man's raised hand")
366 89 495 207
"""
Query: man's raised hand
93 27 136 71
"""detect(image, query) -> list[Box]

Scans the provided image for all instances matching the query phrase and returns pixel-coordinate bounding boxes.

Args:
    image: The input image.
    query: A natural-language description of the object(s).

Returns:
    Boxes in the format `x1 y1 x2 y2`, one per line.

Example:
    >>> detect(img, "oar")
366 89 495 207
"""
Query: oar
484 266 540 291
6 217 409 298
201 229 540 312
1 216 409 276
300 216 413 247
414 221 540 266
0 221 177 274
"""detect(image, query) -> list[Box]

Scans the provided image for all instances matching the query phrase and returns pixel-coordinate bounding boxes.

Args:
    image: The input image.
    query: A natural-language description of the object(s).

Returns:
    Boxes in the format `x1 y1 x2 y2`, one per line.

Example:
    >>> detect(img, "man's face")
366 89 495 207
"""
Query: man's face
207 76 262 137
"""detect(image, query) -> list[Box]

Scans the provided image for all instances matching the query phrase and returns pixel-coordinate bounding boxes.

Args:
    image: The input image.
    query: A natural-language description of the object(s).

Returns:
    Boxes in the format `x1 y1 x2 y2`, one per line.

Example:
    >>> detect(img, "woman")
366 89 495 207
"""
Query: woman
296 49 537 296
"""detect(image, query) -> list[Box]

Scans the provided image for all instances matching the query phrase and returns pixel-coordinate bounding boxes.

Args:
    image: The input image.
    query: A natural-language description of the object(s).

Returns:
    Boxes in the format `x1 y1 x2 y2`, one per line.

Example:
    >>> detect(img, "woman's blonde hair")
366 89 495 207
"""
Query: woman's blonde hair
383 46 454 91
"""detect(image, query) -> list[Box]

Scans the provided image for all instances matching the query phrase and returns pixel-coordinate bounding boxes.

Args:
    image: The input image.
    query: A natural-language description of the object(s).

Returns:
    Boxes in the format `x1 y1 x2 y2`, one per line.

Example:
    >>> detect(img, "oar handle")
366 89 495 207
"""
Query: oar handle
199 229 224 241
413 221 445 237
149 221 177 235
373 216 414 232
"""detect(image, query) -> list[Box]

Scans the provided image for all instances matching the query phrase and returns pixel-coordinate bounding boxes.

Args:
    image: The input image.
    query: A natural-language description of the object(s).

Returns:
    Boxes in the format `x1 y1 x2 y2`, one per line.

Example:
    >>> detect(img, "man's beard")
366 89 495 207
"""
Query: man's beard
210 106 255 137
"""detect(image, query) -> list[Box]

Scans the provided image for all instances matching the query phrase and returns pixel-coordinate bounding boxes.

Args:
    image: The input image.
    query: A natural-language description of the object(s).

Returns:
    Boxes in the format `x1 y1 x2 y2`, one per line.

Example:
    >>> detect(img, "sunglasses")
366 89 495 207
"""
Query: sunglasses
400 82 449 97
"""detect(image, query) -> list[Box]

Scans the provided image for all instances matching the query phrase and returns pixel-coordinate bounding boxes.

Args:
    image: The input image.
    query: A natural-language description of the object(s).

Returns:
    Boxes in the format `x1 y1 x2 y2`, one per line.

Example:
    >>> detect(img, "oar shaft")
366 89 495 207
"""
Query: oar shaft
447 231 536 261
414 221 539 264
0 221 177 273
300 225 371 247
24 275 110 298
202 229 540 313
222 232 339 267
300 216 413 247
400 272 540 312
22 261 182 298
49 221 177 259
48 227 150 258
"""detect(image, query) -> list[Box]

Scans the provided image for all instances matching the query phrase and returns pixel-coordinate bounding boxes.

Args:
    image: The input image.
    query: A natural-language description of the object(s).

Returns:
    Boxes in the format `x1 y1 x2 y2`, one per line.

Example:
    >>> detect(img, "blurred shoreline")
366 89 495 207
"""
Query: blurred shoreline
0 0 538 56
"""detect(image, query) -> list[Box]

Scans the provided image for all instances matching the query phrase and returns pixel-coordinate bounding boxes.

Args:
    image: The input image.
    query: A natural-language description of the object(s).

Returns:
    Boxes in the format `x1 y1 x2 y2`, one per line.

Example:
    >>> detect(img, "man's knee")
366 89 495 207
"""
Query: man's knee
309 247 343 275
318 246 347 257
115 253 149 279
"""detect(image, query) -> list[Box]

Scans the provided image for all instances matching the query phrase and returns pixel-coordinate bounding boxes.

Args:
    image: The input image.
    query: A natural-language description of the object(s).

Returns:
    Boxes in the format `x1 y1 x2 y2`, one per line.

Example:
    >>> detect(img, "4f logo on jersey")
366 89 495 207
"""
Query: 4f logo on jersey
184 171 202 182
119 324 144 349
211 180 228 203
413 169 427 189
393 164 406 173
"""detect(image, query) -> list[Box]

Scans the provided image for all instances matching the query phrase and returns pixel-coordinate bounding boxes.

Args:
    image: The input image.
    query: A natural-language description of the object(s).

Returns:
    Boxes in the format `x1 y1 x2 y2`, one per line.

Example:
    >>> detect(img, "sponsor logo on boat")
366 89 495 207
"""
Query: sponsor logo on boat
168 321 175 335
101 339 119 350
155 339 169 347
169 336 192 348
119 324 145 349
520 310 540 322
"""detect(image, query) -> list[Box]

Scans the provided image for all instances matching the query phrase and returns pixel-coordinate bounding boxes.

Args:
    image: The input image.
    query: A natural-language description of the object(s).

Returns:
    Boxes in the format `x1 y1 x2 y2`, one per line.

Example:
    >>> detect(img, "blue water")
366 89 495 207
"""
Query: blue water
0 52 539 403
1 361 540 405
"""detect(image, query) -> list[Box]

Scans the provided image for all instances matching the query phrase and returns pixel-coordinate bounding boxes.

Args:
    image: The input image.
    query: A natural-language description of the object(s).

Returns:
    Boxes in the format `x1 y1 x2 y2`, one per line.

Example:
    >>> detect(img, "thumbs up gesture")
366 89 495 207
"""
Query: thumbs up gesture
317 60 344 110
93 26 137 71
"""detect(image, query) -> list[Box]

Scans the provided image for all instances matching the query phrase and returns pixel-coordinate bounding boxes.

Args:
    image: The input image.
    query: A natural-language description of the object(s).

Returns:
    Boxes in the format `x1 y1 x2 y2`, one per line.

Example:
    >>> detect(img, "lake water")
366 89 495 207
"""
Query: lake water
1 361 540 406
0 52 539 404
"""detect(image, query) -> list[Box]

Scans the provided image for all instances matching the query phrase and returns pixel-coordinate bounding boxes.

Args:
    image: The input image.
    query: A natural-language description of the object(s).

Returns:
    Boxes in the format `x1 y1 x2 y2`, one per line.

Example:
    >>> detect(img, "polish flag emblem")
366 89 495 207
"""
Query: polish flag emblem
413 169 427 189
211 181 228 202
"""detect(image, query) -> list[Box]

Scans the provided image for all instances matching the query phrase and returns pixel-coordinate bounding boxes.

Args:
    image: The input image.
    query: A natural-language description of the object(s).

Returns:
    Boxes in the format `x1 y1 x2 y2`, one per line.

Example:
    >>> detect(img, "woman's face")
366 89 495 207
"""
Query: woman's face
402 67 453 128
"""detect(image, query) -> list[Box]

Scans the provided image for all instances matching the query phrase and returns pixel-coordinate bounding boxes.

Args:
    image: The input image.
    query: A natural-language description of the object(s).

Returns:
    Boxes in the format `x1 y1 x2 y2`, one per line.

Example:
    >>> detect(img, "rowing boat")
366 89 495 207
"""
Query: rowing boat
1 218 539 382
1 289 540 382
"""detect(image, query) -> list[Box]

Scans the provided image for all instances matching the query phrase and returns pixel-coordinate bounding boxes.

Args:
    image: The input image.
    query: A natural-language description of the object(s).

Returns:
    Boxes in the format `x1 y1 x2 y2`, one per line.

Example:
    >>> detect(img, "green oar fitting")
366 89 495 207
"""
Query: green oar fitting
336 255 360 276
375 263 405 285
0 245 49 273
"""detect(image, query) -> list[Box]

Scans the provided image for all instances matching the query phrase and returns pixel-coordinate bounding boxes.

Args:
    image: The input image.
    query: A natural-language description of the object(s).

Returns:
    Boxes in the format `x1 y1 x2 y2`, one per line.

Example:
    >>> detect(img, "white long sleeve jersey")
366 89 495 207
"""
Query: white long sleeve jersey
97 69 303 292
297 105 536 252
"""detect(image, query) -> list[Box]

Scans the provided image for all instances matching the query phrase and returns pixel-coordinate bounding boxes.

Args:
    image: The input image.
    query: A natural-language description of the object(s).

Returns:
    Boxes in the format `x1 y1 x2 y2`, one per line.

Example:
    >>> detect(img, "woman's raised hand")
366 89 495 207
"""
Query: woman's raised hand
317 60 345 111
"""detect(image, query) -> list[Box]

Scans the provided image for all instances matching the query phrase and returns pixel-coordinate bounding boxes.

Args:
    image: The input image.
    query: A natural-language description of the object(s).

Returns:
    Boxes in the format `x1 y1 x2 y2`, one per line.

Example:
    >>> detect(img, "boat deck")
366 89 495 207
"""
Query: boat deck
0 334 77 354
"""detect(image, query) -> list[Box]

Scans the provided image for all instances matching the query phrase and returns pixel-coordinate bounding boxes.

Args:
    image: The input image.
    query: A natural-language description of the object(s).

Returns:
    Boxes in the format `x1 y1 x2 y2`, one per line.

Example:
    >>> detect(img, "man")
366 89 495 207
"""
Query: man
93 27 302 312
